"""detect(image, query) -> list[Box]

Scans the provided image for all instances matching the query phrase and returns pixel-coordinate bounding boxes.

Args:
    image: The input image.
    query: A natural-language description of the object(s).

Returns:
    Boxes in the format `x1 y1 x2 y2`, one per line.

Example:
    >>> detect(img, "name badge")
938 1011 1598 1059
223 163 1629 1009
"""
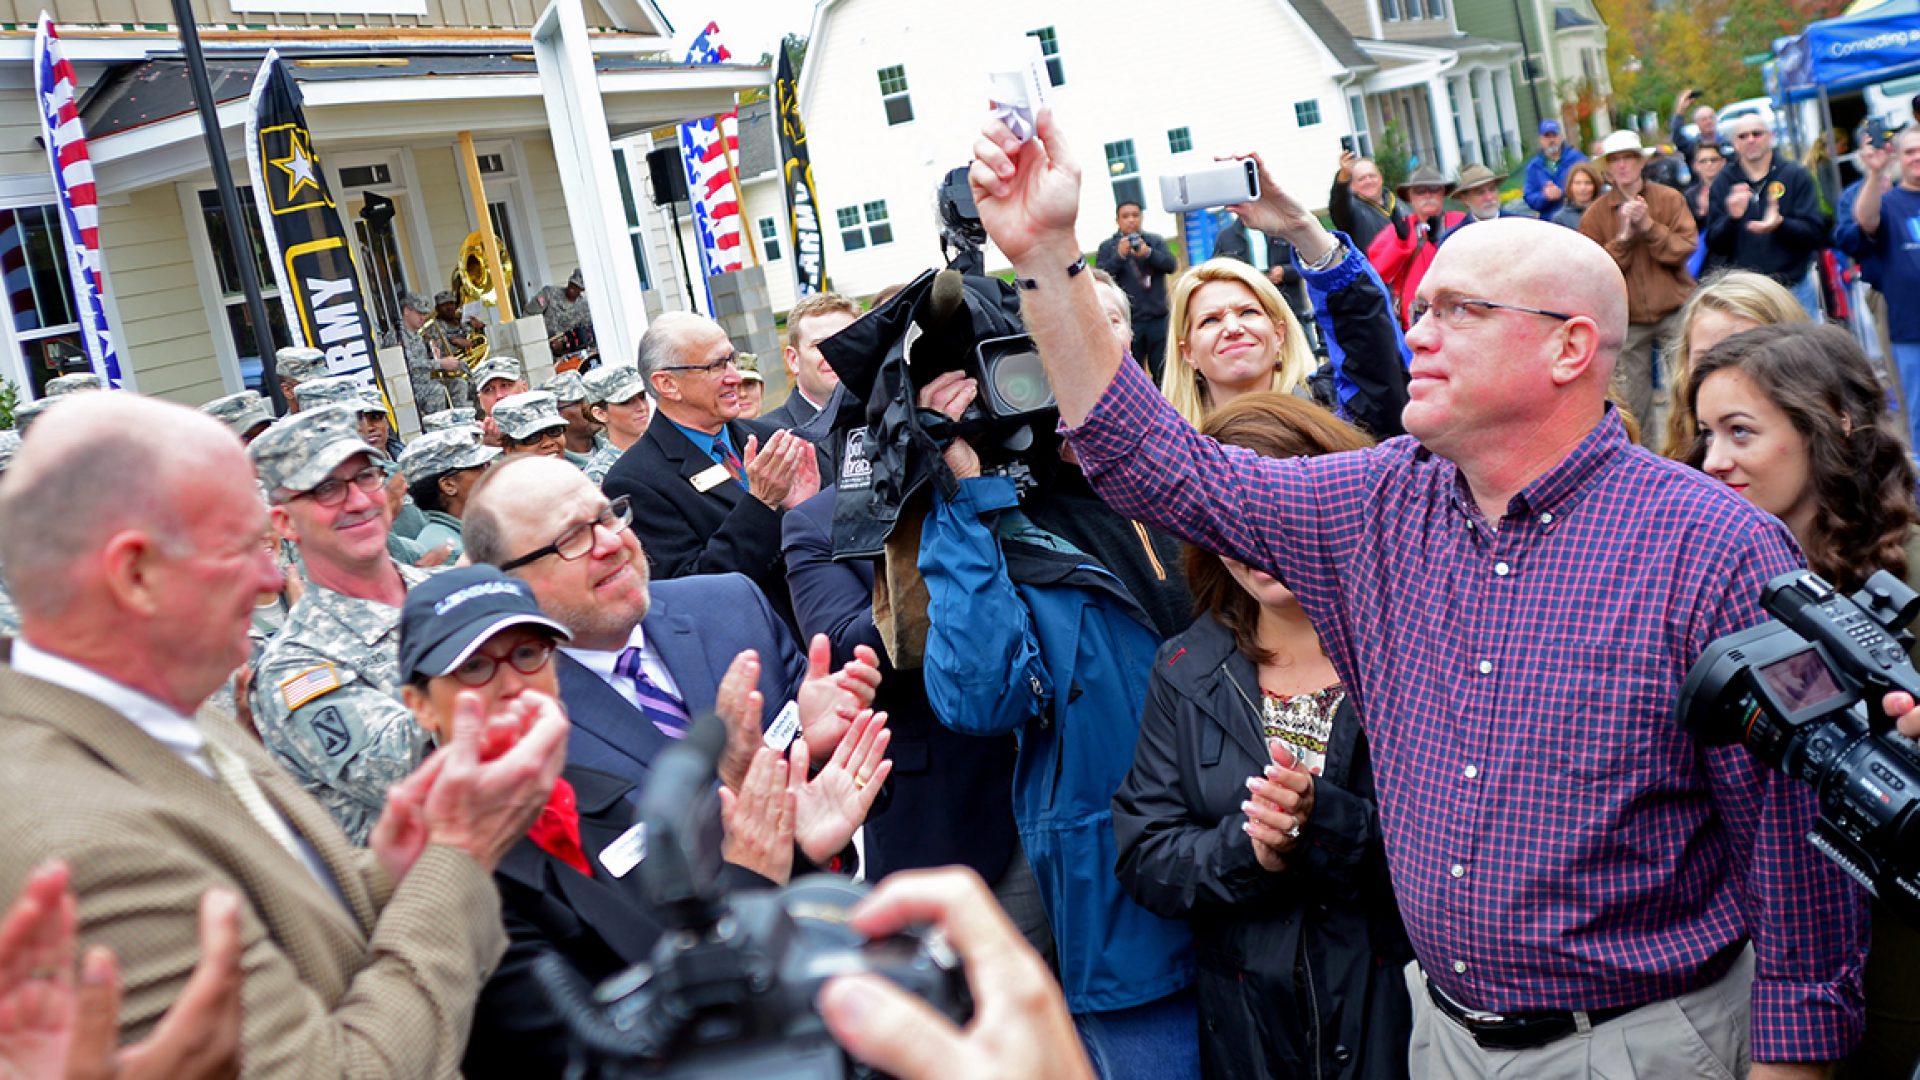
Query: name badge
598 823 647 878
763 700 802 753
690 464 732 493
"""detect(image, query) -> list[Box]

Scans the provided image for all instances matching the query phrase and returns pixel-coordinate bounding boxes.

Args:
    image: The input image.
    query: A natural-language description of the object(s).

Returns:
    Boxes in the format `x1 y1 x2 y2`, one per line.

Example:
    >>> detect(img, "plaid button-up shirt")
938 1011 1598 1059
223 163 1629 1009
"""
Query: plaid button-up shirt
1068 358 1867 1060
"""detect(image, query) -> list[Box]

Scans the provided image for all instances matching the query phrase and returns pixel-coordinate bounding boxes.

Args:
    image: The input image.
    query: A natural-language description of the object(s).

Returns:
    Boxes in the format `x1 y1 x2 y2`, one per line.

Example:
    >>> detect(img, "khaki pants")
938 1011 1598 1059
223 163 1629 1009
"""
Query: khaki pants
1406 947 1752 1080
1613 311 1680 445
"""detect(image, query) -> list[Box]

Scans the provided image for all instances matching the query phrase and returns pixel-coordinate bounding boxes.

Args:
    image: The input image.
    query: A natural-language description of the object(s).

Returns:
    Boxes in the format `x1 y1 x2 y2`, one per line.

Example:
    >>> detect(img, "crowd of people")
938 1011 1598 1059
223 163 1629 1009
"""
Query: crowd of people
0 93 1919 1080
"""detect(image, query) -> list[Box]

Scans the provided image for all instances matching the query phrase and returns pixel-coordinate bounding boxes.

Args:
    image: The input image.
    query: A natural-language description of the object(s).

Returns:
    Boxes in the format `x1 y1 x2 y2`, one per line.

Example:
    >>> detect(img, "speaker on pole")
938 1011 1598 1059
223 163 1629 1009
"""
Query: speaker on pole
646 145 688 207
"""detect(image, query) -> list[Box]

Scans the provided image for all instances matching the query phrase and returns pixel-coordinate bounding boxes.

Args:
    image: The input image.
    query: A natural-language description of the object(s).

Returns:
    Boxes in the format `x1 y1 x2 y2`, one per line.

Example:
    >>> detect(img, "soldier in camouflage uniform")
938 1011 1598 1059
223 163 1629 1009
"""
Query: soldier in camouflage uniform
248 404 431 844
201 389 275 444
0 430 19 635
44 372 105 395
395 425 498 562
421 406 478 433
540 369 602 469
528 267 593 354
580 364 649 485
274 346 328 412
471 356 528 448
400 290 473 420
492 390 569 460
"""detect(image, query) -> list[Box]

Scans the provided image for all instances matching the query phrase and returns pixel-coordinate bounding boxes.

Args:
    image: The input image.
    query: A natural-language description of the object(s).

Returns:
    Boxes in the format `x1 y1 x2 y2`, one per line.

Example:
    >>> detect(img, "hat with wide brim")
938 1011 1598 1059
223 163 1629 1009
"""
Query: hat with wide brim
1597 130 1657 159
1453 164 1507 193
1396 165 1456 197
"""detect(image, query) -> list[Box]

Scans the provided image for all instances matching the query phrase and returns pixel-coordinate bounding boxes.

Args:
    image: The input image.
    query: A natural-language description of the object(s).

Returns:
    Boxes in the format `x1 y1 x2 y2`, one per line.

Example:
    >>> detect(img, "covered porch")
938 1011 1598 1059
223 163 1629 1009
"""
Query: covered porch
1359 35 1524 179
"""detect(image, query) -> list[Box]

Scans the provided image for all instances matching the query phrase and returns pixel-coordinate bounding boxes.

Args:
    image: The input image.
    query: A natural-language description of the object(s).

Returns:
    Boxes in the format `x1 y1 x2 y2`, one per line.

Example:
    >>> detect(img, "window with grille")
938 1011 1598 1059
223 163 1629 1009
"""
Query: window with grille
1104 139 1144 209
1168 127 1192 154
759 217 783 261
877 65 914 126
1027 27 1066 86
1295 100 1323 127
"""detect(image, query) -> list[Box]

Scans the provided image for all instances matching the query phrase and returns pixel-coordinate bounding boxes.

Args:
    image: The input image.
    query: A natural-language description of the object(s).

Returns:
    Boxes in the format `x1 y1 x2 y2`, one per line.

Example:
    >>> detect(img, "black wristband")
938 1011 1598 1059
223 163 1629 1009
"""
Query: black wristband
1016 255 1088 292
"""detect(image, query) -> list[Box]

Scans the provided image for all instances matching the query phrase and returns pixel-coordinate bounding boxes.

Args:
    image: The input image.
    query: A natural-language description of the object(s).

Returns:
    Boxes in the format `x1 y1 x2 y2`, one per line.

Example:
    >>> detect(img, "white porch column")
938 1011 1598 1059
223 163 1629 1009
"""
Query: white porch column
1425 76 1461 176
530 0 649 370
1452 74 1481 165
1471 67 1498 164
1495 66 1521 159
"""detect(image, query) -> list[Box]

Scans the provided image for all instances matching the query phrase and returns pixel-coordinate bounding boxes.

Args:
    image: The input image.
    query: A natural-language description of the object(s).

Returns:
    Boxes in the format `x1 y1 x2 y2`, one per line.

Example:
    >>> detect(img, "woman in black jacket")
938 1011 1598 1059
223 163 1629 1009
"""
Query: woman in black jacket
1113 393 1413 1080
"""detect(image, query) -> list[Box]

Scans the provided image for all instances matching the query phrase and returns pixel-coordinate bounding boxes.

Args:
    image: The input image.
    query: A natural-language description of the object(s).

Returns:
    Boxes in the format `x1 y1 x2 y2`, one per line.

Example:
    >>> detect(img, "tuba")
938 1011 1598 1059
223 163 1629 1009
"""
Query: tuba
452 230 514 311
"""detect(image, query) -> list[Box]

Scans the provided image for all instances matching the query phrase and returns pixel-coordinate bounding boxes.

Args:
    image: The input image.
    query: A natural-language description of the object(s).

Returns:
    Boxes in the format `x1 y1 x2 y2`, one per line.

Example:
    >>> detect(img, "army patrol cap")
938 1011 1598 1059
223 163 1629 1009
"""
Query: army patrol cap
399 291 432 314
11 397 57 435
45 373 105 396
422 407 478 433
492 390 567 441
583 364 646 406
568 268 585 289
398 565 571 682
201 390 275 438
296 375 385 415
250 403 392 497
472 356 525 393
433 290 458 307
736 352 764 385
540 370 589 406
396 425 499 482
0 430 20 475
275 346 329 384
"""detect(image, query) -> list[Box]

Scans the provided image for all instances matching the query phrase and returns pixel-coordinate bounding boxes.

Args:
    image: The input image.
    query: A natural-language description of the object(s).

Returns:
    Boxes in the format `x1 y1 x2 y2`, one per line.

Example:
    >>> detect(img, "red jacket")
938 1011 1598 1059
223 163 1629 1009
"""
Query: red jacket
1366 211 1468 328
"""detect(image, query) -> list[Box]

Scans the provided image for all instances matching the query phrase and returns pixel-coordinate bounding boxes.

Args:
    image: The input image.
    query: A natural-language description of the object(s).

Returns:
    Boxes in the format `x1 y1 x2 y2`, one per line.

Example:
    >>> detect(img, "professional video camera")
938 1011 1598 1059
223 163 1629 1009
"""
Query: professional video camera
533 715 970 1077
1677 568 1920 920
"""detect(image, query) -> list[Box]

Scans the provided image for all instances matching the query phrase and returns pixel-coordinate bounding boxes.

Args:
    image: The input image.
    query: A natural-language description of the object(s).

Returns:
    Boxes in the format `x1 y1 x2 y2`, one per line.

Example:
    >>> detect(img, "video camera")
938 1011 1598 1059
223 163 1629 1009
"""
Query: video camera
533 715 970 1077
1677 569 1920 920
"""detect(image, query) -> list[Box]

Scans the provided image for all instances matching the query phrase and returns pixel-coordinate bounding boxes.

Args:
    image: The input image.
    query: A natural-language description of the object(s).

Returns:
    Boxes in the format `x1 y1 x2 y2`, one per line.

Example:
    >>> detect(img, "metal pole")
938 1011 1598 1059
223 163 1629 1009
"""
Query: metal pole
667 201 697 313
171 0 284 413
1509 0 1546 127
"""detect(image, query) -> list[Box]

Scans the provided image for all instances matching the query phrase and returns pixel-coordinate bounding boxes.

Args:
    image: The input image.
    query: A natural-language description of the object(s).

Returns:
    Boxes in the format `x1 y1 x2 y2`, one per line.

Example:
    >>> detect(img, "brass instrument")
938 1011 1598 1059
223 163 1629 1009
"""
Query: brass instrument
446 230 511 370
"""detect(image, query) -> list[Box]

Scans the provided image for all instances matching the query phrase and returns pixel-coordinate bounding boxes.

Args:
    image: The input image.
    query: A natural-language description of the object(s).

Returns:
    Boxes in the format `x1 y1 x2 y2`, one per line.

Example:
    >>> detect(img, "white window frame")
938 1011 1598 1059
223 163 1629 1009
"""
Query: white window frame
455 137 551 316
0 201 85 400
877 65 914 126
327 148 427 344
1026 27 1066 87
758 216 783 261
1167 127 1193 154
180 181 294 394
1104 138 1144 210
1295 99 1323 127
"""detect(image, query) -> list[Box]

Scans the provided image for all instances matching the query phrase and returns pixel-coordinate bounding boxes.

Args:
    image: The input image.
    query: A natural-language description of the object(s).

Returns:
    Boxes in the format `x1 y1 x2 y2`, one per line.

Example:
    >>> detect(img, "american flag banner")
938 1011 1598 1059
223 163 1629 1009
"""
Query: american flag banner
677 22 746 282
34 12 122 388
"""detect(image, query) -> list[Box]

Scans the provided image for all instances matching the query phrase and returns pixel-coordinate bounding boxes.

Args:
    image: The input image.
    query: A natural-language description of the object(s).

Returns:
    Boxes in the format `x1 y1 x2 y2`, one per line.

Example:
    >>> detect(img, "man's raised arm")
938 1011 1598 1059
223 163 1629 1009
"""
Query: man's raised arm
968 110 1123 426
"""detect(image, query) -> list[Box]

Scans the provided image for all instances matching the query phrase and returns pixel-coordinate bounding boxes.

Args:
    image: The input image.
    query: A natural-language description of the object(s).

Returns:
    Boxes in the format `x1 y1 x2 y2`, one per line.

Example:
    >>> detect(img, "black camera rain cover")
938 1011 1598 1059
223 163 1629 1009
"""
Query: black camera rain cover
808 269 1027 559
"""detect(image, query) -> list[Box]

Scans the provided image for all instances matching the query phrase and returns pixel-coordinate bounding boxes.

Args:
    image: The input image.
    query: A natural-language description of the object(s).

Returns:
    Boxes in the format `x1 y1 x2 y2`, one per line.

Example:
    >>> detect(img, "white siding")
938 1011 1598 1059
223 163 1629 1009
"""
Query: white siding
802 0 1352 299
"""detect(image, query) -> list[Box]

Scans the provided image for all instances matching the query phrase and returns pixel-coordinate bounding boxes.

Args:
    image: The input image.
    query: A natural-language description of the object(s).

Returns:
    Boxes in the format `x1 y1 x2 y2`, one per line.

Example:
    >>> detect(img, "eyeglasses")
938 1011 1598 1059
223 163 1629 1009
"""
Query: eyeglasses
449 638 556 687
499 496 633 571
1410 296 1579 330
1735 130 1769 141
660 352 739 376
302 464 387 507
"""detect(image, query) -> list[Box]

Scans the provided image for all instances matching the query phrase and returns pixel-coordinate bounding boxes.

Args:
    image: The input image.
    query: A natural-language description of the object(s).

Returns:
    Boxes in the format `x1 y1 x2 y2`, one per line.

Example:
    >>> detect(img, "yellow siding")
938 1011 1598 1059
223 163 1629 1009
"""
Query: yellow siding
521 135 577 292
413 142 472 290
98 186 224 405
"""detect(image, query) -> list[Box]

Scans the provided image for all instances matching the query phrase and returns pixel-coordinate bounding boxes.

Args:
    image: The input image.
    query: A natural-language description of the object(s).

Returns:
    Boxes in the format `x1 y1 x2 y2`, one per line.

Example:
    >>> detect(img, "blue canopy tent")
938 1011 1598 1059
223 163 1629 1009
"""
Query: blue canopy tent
1771 0 1919 176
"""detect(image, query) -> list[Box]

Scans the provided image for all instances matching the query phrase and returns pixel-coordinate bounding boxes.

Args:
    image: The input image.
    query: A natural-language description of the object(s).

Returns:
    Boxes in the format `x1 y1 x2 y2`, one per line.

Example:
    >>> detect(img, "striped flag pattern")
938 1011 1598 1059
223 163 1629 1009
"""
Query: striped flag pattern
677 22 745 279
34 12 122 388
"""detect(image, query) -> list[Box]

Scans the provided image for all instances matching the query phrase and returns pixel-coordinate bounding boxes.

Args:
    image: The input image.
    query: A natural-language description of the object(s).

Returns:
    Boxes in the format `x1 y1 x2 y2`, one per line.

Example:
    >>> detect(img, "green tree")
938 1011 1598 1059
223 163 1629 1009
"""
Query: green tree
1595 0 1849 122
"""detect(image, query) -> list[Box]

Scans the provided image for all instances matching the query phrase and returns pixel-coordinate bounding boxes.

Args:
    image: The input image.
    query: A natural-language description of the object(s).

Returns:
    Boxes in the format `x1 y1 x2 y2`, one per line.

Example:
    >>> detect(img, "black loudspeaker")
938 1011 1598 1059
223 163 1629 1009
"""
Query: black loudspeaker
646 146 688 207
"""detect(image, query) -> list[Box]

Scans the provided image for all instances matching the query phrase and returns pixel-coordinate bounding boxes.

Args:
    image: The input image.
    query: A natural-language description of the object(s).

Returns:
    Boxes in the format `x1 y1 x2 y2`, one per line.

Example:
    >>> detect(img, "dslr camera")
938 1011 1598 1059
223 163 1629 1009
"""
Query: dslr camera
534 716 970 1077
1677 569 1920 920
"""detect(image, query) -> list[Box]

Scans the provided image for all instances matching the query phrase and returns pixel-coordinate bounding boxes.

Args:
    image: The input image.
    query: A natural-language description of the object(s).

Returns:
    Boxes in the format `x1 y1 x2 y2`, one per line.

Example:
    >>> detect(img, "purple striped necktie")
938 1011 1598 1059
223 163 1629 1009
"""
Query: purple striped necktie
613 646 690 739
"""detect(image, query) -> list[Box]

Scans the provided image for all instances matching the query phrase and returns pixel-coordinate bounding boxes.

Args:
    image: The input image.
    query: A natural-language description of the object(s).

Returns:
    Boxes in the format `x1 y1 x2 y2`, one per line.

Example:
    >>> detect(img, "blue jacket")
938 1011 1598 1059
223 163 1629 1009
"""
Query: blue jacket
1523 148 1589 218
920 475 1195 1014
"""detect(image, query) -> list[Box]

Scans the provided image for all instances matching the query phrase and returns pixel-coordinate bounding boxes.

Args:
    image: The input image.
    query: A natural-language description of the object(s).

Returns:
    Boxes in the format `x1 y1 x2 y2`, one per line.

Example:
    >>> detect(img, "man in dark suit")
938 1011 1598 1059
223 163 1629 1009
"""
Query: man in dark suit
761 292 860 432
602 312 819 630
463 456 880 798
394 564 887 1077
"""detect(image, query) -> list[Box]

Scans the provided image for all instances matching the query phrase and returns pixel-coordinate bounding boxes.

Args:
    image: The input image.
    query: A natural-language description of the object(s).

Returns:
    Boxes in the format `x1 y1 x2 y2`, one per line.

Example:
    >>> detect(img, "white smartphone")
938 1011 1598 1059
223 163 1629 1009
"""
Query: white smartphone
1160 159 1260 213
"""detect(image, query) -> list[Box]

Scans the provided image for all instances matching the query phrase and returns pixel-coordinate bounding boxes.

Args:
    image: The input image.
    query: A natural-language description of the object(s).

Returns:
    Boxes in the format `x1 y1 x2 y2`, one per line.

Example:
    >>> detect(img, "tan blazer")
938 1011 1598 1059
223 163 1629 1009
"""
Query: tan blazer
0 651 506 1078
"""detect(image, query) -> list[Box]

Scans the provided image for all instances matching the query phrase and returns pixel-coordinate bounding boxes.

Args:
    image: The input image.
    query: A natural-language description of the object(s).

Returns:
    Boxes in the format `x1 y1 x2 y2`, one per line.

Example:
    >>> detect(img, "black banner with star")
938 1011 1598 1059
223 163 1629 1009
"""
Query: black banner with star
774 46 827 297
244 52 389 405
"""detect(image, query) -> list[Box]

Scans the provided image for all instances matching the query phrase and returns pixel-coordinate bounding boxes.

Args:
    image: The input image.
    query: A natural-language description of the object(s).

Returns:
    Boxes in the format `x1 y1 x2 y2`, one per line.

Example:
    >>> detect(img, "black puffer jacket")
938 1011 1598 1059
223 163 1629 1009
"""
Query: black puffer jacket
1113 614 1412 1080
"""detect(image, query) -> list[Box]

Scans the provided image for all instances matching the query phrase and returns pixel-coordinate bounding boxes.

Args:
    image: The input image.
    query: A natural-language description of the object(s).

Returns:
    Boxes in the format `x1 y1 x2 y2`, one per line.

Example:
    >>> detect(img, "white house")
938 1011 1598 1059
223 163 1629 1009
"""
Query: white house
792 0 1368 300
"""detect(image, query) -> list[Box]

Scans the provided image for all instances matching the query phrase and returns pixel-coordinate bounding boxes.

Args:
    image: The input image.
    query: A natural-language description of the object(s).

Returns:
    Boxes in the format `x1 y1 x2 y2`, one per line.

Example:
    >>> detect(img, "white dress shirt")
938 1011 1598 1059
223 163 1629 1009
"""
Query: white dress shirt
561 622 686 710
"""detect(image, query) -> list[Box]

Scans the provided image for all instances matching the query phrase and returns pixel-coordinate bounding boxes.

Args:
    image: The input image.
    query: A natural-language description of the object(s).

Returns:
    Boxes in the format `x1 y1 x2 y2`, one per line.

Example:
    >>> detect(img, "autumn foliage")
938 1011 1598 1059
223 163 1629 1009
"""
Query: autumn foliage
1595 0 1852 118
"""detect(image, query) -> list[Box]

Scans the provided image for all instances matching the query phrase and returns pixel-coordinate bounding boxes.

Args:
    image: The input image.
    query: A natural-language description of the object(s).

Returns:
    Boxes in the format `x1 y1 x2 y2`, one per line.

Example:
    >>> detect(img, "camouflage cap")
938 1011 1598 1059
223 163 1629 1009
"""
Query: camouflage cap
0 430 20 475
396 425 500 480
201 390 275 437
295 375 385 415
736 352 763 383
539 370 589 406
582 363 646 405
249 404 391 497
11 397 57 435
471 356 526 393
433 290 458 307
399 291 432 314
274 346 328 385
421 407 478 433
492 390 567 441
568 267 585 289
45 373 105 396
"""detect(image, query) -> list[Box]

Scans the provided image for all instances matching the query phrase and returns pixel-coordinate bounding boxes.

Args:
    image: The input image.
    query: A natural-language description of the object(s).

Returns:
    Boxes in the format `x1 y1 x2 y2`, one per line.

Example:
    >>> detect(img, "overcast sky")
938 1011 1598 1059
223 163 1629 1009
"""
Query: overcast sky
660 0 815 64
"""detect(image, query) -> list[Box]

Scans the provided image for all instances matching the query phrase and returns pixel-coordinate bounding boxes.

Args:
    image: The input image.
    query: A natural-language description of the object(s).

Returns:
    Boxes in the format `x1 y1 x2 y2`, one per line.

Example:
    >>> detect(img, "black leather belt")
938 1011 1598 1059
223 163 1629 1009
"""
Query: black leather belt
1425 977 1639 1051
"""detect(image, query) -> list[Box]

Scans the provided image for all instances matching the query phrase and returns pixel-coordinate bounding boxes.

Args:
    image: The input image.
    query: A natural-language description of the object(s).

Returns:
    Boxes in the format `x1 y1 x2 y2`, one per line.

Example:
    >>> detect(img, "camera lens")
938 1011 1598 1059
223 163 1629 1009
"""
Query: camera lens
991 350 1055 413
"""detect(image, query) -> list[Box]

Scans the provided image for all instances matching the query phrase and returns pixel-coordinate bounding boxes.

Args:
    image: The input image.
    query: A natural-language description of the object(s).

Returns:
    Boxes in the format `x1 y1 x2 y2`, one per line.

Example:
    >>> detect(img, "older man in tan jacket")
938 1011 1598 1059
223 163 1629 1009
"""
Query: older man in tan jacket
1578 129 1699 440
0 392 567 1077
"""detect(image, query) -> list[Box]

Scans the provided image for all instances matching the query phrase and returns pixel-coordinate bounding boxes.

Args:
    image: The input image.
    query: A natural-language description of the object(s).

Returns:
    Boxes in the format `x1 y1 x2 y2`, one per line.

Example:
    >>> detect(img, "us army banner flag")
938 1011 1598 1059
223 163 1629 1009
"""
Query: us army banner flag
774 45 827 297
245 51 388 401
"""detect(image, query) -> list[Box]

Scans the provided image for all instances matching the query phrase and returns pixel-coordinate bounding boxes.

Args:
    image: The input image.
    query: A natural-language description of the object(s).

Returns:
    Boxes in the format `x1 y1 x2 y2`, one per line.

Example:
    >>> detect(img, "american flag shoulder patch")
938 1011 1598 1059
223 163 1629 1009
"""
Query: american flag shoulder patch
280 664 342 711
